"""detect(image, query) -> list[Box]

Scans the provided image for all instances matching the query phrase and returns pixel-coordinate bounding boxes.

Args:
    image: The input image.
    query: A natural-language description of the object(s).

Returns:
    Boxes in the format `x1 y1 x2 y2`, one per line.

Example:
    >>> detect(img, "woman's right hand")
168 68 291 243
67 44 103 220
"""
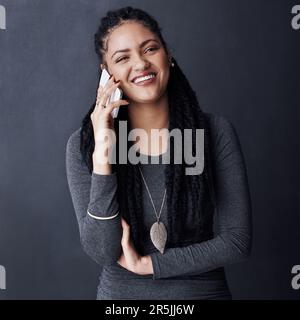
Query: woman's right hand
90 75 129 151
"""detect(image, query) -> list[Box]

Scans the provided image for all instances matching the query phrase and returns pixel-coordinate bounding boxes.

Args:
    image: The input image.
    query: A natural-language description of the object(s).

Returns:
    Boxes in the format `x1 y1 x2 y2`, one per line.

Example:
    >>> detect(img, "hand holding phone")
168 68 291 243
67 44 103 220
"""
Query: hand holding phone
91 69 129 151
99 68 123 118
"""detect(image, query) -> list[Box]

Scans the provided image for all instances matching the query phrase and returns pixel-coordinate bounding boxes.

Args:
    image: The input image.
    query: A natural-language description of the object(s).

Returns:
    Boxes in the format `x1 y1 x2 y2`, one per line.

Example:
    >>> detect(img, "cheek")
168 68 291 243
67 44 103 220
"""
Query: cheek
158 58 170 78
160 64 170 84
159 54 170 68
107 64 125 80
111 70 124 81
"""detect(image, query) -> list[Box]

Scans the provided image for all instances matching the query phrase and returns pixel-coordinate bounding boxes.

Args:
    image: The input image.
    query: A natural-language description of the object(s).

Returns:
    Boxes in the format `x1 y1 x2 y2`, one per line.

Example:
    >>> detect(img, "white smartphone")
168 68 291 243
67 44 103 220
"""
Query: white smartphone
99 68 122 118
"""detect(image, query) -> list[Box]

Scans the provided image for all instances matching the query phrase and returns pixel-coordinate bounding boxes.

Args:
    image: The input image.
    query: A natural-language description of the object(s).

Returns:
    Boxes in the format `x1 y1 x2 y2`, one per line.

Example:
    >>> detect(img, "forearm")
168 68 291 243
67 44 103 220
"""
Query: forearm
150 227 252 279
80 214 122 266
80 171 122 265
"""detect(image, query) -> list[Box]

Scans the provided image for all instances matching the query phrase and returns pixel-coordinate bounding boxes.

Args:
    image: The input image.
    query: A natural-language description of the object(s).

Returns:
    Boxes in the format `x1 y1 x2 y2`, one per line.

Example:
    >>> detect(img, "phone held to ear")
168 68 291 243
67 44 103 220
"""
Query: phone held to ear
99 68 123 118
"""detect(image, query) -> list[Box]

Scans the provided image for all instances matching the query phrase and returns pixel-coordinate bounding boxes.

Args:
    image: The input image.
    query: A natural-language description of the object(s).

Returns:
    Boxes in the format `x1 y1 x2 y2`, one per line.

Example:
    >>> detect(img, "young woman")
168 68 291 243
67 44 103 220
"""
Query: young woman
66 6 252 300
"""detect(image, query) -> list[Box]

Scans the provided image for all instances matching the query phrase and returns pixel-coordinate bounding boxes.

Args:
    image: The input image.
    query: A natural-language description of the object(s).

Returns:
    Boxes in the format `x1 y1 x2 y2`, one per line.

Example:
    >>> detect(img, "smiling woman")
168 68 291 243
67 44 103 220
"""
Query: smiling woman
66 6 252 300
100 20 171 114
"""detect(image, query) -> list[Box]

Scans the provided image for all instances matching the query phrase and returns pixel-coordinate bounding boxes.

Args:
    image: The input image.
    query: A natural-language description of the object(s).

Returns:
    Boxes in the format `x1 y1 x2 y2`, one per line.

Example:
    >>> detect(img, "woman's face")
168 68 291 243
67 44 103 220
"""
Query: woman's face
102 21 171 104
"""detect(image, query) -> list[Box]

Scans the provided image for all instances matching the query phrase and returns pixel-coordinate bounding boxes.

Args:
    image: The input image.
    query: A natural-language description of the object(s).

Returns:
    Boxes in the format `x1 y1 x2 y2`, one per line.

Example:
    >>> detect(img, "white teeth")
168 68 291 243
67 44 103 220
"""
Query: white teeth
133 73 155 84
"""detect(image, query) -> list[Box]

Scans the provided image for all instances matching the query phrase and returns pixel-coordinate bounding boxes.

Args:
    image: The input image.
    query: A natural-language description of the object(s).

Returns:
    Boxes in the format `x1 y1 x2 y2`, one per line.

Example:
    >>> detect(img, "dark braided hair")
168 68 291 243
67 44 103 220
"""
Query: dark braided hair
80 6 217 256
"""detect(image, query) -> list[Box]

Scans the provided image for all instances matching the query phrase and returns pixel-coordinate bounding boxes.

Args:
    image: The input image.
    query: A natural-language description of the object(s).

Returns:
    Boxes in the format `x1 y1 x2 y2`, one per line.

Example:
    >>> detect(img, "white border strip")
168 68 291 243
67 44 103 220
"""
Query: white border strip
87 210 119 220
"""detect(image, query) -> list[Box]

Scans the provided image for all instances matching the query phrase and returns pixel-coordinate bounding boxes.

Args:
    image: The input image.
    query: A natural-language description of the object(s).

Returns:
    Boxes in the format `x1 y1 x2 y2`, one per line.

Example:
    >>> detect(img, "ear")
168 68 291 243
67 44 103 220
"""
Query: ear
100 62 110 73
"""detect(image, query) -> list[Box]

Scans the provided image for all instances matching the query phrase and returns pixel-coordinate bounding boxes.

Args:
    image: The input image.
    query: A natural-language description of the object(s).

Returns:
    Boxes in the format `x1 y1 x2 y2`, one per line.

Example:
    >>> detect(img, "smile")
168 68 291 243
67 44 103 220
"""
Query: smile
132 73 157 86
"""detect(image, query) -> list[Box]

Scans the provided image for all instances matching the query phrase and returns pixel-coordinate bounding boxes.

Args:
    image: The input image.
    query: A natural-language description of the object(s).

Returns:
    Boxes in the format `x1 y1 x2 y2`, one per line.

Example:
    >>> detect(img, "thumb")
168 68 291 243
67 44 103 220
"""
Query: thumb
121 219 130 246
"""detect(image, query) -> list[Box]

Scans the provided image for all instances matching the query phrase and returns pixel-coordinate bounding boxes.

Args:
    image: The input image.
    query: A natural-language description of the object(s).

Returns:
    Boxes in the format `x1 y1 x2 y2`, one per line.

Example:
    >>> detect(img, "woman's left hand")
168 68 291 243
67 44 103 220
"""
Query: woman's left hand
117 217 154 275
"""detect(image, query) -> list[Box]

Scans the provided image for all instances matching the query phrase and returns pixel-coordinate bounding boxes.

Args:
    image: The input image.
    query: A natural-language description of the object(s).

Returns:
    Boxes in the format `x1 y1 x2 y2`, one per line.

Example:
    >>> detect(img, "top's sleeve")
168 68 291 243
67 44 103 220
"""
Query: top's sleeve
65 129 122 266
149 115 253 280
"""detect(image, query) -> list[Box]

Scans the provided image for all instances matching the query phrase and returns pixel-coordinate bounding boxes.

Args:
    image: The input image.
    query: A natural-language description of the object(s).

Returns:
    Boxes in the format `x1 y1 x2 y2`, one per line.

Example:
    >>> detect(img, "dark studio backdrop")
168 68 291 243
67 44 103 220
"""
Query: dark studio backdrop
0 0 299 300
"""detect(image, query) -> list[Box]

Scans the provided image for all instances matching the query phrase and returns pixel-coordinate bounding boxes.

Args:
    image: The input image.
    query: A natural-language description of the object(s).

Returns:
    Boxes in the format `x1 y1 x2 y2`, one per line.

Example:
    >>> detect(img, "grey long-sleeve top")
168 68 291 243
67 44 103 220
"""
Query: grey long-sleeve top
65 113 252 300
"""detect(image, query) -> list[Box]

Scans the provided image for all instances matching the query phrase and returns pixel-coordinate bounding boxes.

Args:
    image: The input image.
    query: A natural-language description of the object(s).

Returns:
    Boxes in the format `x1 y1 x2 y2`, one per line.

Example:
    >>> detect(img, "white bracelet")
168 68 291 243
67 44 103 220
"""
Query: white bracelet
87 209 119 220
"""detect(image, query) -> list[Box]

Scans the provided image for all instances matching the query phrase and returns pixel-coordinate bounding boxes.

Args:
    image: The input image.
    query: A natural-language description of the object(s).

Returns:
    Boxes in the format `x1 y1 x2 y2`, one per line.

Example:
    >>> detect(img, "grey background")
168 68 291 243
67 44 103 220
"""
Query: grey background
0 0 299 299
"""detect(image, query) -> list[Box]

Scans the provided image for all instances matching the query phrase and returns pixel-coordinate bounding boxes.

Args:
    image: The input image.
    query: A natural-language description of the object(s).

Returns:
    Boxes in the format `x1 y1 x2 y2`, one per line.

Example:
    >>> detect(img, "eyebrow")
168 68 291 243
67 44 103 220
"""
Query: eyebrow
111 39 160 59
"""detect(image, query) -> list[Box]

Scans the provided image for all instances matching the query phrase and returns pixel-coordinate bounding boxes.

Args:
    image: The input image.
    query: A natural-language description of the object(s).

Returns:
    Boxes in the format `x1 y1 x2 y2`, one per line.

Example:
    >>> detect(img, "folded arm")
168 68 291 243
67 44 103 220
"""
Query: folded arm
149 115 253 280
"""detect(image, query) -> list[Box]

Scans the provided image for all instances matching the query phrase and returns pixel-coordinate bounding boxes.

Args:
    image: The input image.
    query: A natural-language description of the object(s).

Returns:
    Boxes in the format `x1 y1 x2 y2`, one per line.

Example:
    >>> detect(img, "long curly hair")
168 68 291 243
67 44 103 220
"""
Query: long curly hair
80 6 217 255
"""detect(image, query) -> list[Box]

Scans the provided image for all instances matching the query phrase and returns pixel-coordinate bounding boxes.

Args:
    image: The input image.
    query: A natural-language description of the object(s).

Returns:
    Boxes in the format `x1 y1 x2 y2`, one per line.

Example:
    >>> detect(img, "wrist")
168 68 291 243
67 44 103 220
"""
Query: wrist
92 150 112 175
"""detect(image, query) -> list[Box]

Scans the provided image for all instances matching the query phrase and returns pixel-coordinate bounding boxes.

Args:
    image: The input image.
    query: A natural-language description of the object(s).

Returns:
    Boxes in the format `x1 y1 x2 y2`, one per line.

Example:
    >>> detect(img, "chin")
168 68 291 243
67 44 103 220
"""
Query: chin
132 86 167 102
133 92 162 103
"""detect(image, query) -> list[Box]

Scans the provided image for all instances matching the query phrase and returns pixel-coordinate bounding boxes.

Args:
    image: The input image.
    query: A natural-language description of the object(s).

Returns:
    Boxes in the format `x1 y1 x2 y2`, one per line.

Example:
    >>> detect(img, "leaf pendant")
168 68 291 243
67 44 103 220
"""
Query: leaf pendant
150 221 167 254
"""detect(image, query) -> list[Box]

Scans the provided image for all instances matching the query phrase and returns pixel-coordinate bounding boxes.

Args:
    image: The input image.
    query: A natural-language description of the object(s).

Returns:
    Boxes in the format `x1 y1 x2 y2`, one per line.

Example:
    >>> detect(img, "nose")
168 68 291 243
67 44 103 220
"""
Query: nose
132 54 150 71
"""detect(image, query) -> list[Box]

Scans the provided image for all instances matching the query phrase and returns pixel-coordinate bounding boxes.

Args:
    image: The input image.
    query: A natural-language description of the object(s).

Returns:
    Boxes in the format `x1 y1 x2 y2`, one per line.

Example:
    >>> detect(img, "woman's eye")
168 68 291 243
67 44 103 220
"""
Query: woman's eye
116 57 128 63
115 47 159 63
145 47 158 53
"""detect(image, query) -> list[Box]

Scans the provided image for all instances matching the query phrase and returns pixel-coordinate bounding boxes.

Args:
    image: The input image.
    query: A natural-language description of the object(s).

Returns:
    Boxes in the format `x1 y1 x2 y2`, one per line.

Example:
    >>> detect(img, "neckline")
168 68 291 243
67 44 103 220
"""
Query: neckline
136 149 169 165
137 150 167 157
133 143 169 159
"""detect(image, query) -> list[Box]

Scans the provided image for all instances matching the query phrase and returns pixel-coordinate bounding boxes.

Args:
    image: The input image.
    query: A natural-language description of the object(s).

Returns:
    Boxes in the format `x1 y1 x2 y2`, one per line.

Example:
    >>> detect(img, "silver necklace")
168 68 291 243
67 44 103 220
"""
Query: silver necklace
138 165 167 254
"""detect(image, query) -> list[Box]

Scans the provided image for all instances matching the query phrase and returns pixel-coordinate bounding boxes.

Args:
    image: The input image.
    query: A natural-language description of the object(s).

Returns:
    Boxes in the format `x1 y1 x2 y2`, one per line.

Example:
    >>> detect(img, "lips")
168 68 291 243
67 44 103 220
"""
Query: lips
131 72 157 83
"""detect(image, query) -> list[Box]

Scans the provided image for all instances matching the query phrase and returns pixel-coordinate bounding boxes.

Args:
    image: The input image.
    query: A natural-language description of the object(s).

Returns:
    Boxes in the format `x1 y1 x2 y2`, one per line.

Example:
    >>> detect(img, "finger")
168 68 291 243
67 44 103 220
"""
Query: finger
97 76 113 97
100 82 120 106
105 100 129 116
97 77 111 98
96 85 114 106
102 80 123 106
96 80 122 111
95 94 111 112
95 76 116 108
102 75 117 92
95 93 109 110
106 80 121 95
97 84 104 95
